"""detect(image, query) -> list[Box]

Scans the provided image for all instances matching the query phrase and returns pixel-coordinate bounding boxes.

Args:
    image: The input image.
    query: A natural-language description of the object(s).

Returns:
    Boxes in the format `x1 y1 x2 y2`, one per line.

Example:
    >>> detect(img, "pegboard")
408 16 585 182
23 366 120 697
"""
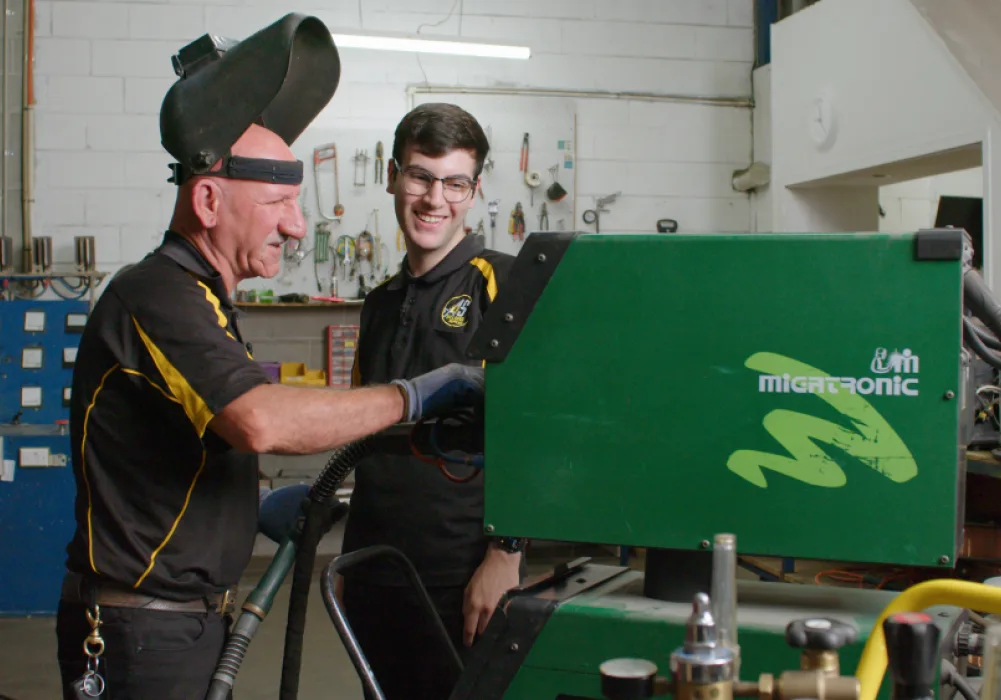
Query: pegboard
235 94 577 300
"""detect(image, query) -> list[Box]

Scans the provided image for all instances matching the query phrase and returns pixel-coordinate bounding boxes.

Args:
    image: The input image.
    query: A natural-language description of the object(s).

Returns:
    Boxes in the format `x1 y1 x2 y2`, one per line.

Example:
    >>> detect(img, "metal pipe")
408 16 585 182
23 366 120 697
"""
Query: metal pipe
2 0 8 240
20 0 32 272
406 84 753 111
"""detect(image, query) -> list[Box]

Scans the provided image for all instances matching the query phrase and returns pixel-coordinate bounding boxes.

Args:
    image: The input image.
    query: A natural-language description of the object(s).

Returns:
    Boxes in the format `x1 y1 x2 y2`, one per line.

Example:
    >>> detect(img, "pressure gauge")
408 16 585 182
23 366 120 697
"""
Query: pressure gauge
582 210 597 225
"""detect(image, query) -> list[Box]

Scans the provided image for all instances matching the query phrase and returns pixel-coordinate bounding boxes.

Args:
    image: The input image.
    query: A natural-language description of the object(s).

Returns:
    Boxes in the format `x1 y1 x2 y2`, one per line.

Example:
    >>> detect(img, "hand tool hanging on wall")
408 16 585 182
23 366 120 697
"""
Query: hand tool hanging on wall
483 126 495 174
475 219 485 236
539 202 549 231
519 133 529 173
356 230 375 297
374 142 384 184
353 149 369 187
488 199 500 248
313 143 344 219
525 170 542 206
336 235 357 281
657 218 679 233
546 164 567 202
509 202 526 242
582 192 620 234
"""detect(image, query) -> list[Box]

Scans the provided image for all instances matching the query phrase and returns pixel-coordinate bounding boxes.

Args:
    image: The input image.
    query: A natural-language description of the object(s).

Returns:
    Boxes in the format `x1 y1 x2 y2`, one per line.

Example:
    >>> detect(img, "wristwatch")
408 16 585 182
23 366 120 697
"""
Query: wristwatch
496 536 526 554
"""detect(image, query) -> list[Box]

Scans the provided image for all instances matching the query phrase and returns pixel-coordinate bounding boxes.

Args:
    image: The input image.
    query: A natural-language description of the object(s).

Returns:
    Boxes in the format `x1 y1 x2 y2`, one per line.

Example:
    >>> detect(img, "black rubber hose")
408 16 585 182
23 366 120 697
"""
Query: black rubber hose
972 322 1001 351
278 437 376 700
320 545 465 700
965 269 1001 343
964 317 1001 371
941 659 979 700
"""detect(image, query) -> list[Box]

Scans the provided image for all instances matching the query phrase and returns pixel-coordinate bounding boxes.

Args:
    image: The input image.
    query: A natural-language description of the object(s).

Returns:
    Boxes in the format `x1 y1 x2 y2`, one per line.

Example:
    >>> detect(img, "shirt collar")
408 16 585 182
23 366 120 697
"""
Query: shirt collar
387 234 486 290
155 230 233 308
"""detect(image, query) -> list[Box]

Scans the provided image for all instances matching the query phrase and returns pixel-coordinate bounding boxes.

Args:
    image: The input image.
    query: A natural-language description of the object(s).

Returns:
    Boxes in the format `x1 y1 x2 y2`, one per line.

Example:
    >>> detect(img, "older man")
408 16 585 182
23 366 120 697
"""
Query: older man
55 15 482 699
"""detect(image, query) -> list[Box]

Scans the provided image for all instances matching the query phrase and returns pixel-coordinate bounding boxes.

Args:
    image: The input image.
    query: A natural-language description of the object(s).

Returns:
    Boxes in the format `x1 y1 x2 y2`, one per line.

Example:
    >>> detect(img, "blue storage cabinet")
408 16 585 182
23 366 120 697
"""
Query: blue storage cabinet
0 299 90 616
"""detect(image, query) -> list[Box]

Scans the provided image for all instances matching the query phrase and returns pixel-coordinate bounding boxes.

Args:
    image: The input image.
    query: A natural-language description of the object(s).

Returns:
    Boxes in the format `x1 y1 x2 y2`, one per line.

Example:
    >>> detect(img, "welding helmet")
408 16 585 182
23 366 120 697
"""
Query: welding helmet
159 13 340 186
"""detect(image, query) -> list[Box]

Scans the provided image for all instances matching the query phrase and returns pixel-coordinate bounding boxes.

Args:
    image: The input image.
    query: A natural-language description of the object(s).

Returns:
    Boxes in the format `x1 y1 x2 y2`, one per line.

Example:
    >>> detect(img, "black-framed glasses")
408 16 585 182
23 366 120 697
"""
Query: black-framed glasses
393 160 476 203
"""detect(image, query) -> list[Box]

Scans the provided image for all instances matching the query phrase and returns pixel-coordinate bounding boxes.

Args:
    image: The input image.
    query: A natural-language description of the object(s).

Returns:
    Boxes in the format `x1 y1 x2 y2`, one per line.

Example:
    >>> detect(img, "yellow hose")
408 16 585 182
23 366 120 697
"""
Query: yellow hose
856 579 1001 700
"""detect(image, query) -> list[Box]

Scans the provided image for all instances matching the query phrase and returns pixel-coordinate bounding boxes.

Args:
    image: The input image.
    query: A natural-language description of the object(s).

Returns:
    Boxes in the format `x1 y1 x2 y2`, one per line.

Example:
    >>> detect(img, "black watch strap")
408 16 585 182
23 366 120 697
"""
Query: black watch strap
496 536 526 553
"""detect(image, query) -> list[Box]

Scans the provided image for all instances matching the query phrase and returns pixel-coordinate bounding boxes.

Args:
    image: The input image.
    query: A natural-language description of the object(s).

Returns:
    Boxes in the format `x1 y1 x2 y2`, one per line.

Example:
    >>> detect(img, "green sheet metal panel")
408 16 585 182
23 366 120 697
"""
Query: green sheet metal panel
502 574 960 700
481 232 963 566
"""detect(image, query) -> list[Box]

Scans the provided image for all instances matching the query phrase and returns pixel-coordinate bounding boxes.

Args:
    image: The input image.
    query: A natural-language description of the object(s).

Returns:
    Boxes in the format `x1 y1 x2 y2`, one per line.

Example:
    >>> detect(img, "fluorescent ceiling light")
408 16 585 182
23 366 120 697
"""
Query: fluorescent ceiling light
331 32 531 60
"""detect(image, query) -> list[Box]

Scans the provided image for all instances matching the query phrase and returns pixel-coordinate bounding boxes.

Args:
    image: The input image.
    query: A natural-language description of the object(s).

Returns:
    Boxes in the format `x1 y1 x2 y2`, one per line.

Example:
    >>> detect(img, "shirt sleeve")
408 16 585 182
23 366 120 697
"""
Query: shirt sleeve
125 276 272 438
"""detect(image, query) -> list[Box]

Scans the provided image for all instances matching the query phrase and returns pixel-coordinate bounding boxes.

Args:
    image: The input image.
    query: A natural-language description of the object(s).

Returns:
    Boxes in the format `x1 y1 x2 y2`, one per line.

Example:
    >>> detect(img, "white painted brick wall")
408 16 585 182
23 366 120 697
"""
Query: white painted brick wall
30 0 755 283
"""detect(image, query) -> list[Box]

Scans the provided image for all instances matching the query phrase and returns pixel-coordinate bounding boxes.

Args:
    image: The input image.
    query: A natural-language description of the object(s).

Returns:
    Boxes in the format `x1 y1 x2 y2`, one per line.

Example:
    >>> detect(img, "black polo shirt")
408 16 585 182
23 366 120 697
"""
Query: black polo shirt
64 231 272 602
343 234 514 587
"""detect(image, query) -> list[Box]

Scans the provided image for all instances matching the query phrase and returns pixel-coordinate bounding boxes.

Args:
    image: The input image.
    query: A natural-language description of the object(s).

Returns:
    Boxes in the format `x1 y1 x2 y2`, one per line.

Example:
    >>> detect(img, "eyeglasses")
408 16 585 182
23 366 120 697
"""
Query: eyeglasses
394 160 476 203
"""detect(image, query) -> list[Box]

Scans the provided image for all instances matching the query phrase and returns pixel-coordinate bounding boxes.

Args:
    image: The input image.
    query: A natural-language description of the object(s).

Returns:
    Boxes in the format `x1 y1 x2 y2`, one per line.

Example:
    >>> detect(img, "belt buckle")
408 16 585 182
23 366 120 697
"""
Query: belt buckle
216 588 236 616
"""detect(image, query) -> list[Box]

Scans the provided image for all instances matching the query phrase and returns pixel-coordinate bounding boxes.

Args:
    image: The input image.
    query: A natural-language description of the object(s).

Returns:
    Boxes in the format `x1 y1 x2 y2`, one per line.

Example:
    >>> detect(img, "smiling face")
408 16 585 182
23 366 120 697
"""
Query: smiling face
389 146 479 262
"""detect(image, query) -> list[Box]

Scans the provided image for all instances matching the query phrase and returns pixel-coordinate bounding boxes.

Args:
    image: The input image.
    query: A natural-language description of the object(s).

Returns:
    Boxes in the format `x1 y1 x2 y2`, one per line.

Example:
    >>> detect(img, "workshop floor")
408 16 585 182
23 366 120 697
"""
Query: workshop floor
0 537 617 700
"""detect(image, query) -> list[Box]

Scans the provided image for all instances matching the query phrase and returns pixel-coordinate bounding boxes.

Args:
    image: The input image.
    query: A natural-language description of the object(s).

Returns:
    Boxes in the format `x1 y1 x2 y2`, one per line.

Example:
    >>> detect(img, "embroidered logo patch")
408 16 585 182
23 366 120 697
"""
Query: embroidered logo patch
441 294 472 328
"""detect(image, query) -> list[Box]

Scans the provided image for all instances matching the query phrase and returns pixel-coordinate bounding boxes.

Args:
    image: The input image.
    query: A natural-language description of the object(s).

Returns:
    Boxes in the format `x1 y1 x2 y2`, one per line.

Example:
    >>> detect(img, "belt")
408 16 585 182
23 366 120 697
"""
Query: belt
61 572 237 615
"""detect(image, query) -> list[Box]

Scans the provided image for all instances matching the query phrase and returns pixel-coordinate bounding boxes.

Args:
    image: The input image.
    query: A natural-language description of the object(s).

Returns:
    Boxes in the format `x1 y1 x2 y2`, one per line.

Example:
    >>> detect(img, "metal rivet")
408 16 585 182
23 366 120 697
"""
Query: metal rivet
485 524 495 533
489 339 499 348
536 253 547 263
939 555 950 565
944 390 955 400
509 642 519 652
700 539 710 549
503 313 514 322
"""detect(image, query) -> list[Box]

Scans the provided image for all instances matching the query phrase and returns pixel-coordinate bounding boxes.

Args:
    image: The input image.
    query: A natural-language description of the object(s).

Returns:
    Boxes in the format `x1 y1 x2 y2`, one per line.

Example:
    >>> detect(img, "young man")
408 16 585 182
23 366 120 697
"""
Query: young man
341 103 522 699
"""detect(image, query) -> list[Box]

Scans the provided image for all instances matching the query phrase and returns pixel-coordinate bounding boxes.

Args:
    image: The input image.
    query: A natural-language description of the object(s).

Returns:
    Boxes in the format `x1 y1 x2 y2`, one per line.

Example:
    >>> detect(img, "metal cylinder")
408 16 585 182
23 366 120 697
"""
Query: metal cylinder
711 534 740 679
75 235 96 271
32 236 52 272
0 235 12 272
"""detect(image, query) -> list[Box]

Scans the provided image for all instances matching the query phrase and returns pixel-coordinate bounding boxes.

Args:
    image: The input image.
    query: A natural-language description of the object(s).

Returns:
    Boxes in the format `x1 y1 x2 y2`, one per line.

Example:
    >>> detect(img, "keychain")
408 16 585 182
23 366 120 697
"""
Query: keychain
71 605 106 697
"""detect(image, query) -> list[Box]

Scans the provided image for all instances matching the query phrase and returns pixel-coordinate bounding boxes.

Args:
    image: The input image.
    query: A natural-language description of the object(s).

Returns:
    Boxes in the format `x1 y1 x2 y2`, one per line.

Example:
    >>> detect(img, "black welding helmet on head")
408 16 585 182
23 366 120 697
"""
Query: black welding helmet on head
160 13 340 186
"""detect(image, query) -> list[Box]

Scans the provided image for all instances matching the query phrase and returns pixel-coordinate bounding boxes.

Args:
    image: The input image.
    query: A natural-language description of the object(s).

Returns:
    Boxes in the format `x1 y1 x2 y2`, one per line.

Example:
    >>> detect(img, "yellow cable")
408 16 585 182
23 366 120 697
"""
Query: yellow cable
856 579 1001 700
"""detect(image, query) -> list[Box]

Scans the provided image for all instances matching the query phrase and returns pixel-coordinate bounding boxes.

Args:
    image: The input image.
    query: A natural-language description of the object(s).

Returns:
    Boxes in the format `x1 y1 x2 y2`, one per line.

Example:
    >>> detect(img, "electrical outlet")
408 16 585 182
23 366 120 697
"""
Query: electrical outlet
65 313 88 333
20 386 42 408
19 447 50 468
23 311 45 332
22 347 43 369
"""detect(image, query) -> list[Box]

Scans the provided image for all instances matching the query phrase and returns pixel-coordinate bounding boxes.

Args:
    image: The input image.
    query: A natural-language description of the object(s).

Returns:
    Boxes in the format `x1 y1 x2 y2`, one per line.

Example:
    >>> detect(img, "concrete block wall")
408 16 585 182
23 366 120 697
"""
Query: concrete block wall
23 0 755 286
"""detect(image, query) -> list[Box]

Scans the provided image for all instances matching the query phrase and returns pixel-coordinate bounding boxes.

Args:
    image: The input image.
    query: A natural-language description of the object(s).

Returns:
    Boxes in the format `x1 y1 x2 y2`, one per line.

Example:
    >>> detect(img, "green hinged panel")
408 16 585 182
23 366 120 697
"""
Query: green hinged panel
481 232 963 566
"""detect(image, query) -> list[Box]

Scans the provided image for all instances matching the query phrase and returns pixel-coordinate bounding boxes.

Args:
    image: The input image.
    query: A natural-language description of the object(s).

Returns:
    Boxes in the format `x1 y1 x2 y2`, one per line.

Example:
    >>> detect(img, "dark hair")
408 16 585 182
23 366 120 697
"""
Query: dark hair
391 103 490 179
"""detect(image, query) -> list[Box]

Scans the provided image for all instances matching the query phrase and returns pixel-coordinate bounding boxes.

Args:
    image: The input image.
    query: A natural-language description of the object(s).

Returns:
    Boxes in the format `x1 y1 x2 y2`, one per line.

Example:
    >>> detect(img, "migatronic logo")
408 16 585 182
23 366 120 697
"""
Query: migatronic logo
727 351 919 489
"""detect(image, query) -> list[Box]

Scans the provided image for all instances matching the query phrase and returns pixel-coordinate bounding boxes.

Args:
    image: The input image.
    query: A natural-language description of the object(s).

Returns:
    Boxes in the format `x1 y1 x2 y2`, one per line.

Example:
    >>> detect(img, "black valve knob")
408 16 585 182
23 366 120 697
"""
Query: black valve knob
786 618 858 650
599 658 657 700
883 612 941 700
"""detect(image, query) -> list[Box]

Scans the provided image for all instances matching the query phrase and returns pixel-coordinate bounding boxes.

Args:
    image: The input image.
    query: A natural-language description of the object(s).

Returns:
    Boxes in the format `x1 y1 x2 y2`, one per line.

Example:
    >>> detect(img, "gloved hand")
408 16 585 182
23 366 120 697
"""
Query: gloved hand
258 483 310 543
391 363 484 423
